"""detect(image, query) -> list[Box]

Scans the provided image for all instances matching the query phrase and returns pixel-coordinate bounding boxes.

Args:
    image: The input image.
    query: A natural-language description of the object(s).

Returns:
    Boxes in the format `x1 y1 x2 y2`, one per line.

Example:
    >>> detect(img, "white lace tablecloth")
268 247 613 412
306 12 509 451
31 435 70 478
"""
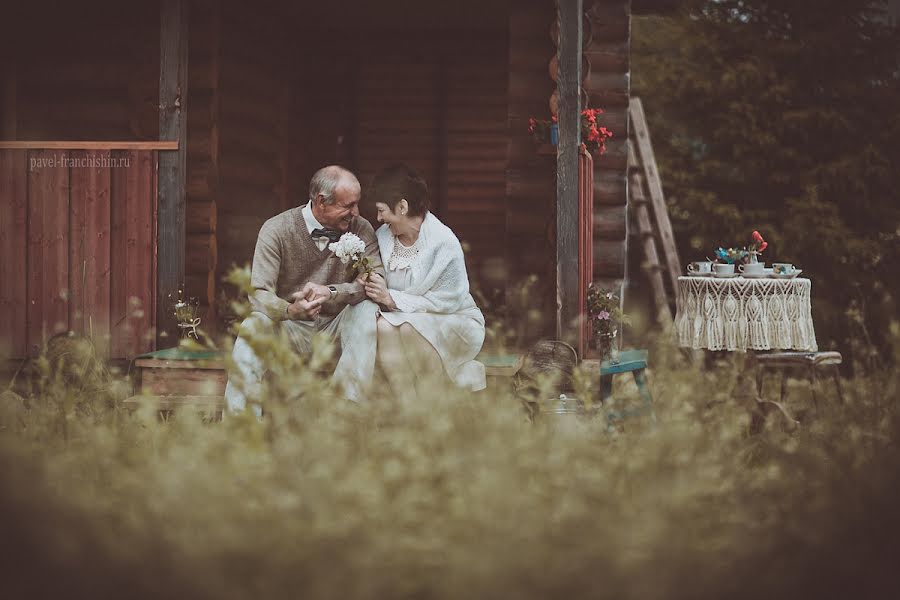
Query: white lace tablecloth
675 276 817 352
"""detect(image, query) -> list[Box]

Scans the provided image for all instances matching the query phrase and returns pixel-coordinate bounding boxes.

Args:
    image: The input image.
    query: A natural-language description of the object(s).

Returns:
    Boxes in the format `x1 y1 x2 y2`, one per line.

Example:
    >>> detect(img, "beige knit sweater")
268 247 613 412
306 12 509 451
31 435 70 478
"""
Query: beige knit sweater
248 205 384 321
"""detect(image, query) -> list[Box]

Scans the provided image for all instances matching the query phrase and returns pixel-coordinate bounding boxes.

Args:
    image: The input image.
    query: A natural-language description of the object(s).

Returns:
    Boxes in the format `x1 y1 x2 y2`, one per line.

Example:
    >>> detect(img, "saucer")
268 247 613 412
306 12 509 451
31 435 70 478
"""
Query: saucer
741 272 769 279
687 272 713 277
712 272 739 279
771 269 802 279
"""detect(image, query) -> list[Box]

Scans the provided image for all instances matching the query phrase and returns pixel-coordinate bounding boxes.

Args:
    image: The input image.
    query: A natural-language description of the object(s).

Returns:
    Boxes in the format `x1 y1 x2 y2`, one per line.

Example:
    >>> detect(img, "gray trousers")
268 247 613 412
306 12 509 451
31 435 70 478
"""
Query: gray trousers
224 300 379 414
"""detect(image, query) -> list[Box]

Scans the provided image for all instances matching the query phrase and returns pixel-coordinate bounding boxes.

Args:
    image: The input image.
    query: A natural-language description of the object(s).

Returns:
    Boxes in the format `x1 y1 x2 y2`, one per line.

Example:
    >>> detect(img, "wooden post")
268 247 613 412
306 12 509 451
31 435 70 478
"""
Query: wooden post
158 0 189 347
555 0 583 344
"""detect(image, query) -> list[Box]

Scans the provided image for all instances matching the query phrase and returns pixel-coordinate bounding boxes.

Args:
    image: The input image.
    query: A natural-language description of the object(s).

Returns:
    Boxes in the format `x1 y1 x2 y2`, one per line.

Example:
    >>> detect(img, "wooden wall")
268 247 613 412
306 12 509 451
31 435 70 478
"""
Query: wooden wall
12 3 158 141
185 0 221 325
506 0 559 331
213 3 291 308
218 25 513 309
0 148 157 360
585 0 631 295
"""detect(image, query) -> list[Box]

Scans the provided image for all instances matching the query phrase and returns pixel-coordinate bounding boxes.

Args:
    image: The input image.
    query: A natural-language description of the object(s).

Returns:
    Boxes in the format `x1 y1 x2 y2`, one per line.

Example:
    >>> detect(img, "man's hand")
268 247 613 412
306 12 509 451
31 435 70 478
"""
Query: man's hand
296 282 332 304
364 272 396 309
286 294 326 321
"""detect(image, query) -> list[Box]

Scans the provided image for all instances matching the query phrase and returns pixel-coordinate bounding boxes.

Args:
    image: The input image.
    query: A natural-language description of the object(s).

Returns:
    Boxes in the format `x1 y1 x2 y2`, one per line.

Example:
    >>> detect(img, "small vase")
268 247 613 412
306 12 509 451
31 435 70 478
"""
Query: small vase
594 329 619 362
749 251 759 264
550 123 559 145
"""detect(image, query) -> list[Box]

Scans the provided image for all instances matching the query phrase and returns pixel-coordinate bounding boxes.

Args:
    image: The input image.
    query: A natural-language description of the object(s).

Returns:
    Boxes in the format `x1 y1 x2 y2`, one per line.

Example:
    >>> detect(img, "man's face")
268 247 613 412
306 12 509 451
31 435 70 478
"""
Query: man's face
314 185 360 232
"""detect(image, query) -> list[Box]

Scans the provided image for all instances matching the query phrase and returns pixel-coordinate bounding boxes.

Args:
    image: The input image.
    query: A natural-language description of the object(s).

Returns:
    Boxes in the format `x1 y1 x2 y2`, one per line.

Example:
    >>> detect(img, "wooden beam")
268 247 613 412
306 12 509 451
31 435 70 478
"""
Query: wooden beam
555 0 583 344
0 141 179 150
158 0 189 348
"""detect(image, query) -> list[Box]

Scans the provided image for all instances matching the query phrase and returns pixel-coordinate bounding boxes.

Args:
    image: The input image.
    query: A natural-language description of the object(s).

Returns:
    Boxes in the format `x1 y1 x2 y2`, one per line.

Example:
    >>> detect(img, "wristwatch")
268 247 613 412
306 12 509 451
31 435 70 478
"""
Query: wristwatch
328 285 338 299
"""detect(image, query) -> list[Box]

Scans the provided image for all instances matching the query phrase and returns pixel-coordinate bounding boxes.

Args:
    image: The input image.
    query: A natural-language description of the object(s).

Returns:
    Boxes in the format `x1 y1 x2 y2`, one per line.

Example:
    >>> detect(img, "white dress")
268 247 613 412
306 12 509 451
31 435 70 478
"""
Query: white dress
377 213 486 391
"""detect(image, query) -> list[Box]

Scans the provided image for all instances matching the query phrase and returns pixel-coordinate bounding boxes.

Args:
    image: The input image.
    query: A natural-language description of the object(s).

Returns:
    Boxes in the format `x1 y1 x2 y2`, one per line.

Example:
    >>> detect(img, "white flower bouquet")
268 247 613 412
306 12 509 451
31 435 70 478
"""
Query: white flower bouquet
329 233 375 278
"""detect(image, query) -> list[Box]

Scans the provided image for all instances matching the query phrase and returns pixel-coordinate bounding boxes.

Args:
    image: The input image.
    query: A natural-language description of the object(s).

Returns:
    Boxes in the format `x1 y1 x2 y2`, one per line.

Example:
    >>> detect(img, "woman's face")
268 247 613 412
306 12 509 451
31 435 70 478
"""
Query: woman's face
375 201 406 234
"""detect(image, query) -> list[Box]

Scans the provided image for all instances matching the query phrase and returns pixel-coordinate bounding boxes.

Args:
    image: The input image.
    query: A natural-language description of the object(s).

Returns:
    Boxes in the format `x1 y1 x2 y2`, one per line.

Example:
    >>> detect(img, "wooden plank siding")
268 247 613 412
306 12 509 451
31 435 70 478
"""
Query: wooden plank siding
0 148 158 360
0 150 28 358
69 150 112 354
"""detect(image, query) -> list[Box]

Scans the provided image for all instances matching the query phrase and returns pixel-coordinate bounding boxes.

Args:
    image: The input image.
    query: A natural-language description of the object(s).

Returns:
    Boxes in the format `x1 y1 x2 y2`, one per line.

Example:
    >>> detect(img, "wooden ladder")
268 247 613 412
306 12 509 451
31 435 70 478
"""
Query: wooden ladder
627 97 681 325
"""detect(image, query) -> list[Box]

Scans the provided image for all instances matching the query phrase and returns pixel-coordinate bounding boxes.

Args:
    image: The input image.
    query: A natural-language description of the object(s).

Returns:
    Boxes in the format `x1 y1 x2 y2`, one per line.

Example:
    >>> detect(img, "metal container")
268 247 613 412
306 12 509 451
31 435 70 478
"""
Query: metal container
531 394 597 433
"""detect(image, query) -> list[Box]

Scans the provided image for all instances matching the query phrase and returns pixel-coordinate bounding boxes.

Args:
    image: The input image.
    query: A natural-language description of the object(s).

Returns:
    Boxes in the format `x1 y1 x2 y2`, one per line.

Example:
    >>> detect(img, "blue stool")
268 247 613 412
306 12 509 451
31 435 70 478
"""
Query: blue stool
599 349 656 427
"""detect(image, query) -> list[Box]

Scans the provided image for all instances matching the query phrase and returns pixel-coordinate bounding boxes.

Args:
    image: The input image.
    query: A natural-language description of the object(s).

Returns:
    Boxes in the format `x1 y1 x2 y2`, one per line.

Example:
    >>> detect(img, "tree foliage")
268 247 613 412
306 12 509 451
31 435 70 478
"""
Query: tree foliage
633 0 900 363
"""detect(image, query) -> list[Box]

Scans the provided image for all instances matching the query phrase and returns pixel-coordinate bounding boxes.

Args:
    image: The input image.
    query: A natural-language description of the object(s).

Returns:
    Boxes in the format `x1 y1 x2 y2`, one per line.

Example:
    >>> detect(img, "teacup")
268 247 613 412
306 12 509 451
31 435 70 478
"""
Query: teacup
739 262 765 275
773 263 795 275
687 261 713 275
712 263 735 275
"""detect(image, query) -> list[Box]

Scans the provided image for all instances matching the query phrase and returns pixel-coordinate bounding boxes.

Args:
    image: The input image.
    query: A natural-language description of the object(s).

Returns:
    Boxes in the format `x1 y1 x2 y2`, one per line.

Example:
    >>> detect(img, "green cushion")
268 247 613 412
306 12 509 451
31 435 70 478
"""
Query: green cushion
600 349 648 376
136 347 223 361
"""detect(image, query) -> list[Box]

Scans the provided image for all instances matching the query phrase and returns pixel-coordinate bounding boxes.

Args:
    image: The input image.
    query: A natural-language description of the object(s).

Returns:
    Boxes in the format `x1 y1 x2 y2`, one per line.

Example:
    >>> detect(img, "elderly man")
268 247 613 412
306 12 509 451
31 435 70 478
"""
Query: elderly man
224 165 383 413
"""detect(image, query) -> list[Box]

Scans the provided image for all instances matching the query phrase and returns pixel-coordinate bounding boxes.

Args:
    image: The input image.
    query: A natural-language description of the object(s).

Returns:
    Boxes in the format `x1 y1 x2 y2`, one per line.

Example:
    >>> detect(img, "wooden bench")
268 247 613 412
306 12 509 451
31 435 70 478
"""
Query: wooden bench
124 347 524 416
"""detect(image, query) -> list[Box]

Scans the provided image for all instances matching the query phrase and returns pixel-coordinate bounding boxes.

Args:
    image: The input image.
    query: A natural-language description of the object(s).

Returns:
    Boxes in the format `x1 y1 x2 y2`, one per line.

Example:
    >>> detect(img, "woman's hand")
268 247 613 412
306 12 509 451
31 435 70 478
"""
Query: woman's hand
364 272 396 309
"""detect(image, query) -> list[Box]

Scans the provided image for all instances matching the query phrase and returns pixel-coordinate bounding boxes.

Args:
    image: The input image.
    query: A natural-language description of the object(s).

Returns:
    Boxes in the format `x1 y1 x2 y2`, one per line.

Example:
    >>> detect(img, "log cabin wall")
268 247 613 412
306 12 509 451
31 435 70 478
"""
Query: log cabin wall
212 2 292 317
349 32 509 305
285 25 510 310
506 0 559 336
585 0 631 296
184 0 221 327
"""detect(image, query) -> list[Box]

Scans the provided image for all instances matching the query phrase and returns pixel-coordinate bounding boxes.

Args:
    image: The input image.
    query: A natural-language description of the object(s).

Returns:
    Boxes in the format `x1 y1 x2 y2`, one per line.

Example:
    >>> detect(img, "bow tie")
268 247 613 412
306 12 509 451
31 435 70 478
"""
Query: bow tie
311 228 341 243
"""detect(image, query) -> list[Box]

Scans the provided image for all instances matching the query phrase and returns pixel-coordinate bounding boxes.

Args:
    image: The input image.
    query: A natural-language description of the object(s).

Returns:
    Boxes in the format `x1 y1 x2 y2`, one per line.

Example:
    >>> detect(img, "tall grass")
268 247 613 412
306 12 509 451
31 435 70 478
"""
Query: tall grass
1 319 899 599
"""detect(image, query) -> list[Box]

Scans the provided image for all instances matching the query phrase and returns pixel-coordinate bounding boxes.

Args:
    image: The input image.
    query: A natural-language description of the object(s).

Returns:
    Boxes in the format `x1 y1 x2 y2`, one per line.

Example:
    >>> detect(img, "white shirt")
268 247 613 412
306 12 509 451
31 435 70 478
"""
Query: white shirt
302 202 329 251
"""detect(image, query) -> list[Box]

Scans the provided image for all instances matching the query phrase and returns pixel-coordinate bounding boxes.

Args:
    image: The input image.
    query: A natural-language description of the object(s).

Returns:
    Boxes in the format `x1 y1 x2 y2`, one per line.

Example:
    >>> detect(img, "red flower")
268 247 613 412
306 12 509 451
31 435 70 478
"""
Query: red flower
758 241 768 252
752 230 763 243
551 115 558 123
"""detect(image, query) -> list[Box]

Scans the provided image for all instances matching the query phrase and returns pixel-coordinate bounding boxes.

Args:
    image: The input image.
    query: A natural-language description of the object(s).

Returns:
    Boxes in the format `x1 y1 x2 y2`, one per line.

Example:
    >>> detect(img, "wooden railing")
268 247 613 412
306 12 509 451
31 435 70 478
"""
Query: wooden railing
0 142 168 360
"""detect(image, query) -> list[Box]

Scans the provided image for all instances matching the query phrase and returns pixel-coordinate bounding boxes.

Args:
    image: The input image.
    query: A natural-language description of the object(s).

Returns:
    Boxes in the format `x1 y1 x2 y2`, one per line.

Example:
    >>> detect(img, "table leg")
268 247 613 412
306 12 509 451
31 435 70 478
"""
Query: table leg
740 352 799 434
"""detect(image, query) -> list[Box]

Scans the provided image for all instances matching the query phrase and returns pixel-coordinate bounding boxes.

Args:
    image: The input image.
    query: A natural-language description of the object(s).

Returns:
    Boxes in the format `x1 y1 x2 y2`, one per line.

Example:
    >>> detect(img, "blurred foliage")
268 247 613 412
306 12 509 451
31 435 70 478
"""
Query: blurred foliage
633 0 900 365
1 312 899 598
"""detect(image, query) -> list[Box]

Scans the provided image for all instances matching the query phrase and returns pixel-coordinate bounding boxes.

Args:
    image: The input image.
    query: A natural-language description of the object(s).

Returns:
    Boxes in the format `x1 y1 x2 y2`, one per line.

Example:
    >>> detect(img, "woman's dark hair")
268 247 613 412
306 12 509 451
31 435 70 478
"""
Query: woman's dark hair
367 163 429 217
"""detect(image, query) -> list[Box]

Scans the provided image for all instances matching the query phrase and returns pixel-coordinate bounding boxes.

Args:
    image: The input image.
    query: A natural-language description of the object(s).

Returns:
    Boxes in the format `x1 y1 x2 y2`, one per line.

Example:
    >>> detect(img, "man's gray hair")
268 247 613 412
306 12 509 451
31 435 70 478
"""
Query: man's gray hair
308 165 360 205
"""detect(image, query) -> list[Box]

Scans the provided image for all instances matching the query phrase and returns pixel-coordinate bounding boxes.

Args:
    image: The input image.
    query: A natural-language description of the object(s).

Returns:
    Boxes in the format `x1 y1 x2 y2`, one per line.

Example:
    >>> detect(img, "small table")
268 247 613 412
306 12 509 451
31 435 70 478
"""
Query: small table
676 276 817 352
675 275 818 429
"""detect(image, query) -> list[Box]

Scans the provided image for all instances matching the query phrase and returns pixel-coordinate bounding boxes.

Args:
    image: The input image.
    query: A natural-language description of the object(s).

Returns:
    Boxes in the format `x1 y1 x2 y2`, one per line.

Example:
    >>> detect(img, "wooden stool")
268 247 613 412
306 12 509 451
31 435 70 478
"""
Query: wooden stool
598 349 656 426
755 351 844 412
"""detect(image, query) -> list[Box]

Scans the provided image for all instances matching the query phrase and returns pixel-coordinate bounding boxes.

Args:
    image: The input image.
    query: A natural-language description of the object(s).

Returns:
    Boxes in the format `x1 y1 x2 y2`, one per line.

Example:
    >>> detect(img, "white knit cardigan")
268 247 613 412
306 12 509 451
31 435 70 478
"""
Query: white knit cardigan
376 213 486 390
377 212 478 315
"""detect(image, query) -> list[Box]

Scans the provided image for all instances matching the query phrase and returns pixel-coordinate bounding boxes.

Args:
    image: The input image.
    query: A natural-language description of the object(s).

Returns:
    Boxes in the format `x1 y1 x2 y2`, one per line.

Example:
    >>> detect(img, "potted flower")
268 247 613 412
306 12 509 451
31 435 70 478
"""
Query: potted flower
747 230 768 264
529 107 613 155
586 284 628 361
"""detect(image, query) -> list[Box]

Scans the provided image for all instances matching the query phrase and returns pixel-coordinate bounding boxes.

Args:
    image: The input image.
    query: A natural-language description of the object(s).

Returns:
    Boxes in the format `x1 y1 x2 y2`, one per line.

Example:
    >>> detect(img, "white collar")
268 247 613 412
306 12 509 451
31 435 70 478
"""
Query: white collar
301 202 325 234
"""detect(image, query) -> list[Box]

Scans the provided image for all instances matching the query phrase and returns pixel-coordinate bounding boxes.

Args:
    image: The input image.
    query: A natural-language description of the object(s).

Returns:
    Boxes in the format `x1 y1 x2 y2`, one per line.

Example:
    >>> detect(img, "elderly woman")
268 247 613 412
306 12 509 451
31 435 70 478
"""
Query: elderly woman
362 164 486 399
